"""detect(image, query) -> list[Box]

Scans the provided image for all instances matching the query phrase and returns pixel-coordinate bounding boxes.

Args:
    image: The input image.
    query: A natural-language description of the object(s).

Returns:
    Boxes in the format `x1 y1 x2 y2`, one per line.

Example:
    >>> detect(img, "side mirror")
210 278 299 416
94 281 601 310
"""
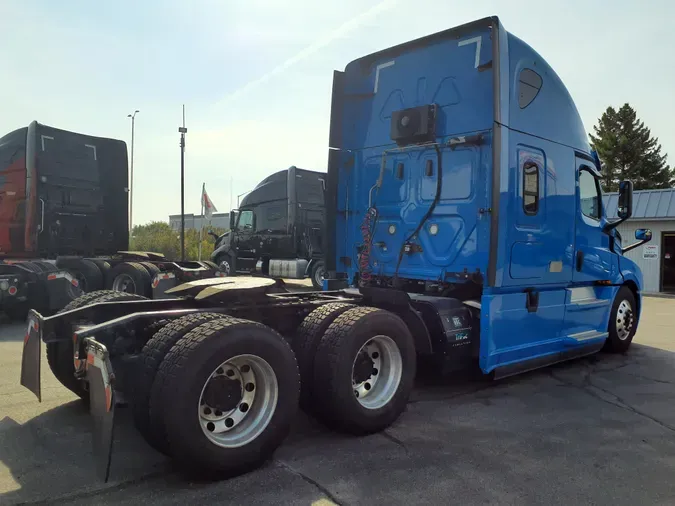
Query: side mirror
622 228 652 254
635 229 652 242
229 210 238 230
617 180 633 220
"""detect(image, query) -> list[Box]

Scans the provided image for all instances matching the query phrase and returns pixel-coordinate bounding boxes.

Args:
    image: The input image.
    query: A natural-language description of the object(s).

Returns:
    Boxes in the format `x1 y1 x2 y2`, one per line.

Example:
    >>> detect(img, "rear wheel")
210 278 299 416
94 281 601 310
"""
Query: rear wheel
47 290 147 400
310 261 325 290
90 259 112 287
56 258 103 292
292 302 356 409
604 286 638 353
134 312 232 454
32 261 57 272
201 260 219 270
108 261 152 297
152 318 299 477
18 261 42 274
139 261 161 278
312 307 416 435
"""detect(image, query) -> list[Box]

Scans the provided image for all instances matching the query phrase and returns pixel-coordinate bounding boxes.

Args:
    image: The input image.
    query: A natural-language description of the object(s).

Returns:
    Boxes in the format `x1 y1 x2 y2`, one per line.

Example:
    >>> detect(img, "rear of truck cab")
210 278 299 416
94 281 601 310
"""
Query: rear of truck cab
326 16 646 377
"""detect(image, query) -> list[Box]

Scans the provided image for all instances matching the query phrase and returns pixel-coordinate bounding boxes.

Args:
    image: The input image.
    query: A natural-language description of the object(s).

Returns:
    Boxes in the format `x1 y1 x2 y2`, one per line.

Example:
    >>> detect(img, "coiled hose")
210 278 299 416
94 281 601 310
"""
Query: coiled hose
358 207 377 286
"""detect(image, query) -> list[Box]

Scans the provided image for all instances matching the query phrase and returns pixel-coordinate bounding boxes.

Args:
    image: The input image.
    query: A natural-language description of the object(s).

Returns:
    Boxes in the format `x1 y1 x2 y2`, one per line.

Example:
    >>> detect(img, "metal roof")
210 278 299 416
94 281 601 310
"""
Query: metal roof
603 189 675 220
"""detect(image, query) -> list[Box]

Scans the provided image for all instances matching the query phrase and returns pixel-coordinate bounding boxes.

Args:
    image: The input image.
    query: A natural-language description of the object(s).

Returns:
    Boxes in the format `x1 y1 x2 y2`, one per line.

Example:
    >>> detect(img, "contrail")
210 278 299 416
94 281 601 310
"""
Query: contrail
214 0 400 107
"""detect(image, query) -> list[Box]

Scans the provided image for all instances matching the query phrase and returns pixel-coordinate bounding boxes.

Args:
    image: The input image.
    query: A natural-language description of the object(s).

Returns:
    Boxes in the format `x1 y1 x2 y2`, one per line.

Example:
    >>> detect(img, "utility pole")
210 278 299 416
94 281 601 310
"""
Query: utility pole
127 110 139 231
179 105 187 262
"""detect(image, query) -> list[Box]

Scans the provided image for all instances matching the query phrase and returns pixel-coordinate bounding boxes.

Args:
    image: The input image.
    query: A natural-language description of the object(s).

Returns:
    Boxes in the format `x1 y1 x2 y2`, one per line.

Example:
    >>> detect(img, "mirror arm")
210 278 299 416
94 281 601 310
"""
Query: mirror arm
622 239 649 254
603 216 626 233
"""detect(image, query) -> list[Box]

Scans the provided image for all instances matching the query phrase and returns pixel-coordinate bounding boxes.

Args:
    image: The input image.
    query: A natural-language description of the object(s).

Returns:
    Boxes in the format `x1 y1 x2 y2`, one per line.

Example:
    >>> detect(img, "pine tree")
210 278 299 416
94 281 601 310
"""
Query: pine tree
589 103 673 192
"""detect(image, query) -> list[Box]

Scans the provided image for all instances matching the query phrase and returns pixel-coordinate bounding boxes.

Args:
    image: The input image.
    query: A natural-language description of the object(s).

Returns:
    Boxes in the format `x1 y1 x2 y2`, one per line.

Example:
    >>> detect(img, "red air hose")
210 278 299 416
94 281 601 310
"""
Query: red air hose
358 207 377 286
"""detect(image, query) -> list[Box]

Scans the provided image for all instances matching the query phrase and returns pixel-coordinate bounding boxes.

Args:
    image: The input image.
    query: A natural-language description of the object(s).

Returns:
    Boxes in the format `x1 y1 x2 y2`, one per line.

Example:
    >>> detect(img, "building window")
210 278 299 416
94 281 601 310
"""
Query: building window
579 169 601 220
523 161 539 215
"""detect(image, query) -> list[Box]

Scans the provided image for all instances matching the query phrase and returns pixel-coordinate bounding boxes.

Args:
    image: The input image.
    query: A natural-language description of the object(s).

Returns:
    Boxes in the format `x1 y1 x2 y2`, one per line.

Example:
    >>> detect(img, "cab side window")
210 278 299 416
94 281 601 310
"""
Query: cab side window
579 169 601 220
237 210 254 230
255 204 287 232
523 161 539 215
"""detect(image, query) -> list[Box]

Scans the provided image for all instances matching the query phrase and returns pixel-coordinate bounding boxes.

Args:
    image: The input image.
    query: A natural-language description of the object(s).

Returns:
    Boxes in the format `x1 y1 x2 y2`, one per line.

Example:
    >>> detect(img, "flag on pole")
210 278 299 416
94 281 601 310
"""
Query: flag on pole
202 183 217 220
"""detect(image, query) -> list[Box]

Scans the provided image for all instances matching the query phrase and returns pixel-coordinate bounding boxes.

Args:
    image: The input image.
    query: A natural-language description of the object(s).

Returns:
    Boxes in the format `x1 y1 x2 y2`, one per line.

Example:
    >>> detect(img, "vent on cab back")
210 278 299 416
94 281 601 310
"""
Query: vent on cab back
390 104 437 146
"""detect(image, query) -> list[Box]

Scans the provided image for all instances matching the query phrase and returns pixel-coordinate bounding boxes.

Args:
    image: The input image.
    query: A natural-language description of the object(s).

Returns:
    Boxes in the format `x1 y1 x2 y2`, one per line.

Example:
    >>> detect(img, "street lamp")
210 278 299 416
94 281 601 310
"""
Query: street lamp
237 190 251 208
127 110 139 231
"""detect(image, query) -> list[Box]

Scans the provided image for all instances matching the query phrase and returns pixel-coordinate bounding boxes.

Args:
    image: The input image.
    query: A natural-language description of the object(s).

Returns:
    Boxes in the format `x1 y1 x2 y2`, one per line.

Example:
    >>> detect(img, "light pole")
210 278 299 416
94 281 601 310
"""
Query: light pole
237 190 251 208
127 110 139 231
179 105 187 261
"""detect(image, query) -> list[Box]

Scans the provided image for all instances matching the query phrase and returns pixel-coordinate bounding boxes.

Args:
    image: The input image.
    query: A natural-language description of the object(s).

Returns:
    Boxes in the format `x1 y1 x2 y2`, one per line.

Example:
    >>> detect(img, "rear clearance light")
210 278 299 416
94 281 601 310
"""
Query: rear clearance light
8 286 17 296
45 272 78 286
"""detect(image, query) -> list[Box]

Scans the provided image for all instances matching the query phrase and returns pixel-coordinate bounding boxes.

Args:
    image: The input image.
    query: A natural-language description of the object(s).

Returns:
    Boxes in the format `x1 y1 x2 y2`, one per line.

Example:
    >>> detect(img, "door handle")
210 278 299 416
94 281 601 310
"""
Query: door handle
39 198 45 234
576 250 584 272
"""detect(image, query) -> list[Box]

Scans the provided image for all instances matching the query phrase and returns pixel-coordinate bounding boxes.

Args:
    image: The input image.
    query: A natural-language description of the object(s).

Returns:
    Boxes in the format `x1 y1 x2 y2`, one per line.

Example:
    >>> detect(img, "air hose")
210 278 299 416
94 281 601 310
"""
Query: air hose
392 144 443 287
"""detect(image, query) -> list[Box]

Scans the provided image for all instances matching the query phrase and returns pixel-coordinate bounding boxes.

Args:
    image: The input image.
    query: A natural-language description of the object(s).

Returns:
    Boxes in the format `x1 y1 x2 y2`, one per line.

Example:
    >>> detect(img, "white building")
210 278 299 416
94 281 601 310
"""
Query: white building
604 189 675 294
169 212 230 232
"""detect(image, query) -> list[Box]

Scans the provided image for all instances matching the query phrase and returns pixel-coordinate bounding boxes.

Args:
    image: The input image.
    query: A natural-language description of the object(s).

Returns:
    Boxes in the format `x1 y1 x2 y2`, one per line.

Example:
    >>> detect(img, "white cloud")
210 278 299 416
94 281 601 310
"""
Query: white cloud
213 0 400 109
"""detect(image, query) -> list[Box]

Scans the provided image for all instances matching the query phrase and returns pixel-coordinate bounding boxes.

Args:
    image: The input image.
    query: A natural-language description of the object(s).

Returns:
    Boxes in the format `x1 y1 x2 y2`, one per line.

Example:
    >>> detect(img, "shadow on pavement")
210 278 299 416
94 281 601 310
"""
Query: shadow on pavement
2 344 675 505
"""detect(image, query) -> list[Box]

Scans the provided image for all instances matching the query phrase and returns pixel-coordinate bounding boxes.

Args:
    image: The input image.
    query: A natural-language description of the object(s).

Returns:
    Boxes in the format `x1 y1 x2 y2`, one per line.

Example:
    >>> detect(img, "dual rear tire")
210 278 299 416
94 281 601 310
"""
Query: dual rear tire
292 304 417 435
133 314 300 478
134 304 416 477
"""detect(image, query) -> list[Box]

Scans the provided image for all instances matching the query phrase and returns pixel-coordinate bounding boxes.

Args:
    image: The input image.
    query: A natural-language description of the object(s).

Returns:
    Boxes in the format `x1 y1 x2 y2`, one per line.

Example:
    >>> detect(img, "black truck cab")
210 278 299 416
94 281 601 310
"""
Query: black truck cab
211 166 326 288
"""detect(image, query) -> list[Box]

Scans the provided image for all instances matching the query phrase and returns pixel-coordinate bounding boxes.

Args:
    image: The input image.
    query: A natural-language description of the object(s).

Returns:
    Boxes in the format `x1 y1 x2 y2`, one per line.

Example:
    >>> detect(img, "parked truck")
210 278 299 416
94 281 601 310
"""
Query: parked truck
0 121 220 317
210 166 326 289
20 16 651 483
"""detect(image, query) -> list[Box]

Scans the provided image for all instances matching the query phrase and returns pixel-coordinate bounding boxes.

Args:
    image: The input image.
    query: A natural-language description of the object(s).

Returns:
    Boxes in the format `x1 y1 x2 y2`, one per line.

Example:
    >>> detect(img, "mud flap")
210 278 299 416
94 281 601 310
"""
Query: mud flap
20 311 42 401
45 270 83 311
84 338 116 483
151 272 178 299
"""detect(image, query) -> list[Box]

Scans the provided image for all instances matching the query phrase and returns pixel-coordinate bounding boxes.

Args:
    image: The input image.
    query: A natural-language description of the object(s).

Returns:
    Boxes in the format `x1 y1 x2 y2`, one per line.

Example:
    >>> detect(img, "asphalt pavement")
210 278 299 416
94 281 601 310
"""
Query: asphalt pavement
2 291 675 505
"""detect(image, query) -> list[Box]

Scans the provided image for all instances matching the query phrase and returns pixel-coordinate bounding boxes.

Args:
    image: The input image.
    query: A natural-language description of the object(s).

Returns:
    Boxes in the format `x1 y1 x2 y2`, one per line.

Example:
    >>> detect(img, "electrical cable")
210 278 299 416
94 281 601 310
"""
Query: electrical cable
392 144 443 287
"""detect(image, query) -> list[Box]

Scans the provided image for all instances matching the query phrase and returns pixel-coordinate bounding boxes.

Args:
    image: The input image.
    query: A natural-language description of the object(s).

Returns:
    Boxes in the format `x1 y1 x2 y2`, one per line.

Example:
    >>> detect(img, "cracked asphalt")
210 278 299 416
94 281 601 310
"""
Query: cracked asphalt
2 294 675 505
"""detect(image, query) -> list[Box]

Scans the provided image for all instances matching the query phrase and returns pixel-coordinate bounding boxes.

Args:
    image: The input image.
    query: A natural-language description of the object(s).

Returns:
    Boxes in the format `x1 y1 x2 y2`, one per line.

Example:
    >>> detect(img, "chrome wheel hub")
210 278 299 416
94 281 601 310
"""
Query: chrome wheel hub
616 299 635 341
198 354 278 448
112 273 136 293
351 335 402 410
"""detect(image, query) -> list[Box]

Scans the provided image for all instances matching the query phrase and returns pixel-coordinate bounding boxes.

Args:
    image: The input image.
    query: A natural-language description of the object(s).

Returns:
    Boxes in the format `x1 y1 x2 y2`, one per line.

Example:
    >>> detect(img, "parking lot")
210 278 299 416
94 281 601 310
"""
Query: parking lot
2 294 675 505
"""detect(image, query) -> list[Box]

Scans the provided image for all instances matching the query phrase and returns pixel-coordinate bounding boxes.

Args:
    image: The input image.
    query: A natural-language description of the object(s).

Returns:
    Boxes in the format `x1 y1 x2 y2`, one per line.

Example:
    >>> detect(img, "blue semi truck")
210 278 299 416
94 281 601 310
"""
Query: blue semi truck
20 16 651 482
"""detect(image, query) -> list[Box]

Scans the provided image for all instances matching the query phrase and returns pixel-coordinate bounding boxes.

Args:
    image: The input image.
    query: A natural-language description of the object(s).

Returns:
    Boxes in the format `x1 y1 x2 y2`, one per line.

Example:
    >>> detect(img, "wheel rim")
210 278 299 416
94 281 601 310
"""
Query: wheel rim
198 354 278 448
112 273 137 293
314 266 325 286
351 335 403 410
219 260 231 276
616 299 635 341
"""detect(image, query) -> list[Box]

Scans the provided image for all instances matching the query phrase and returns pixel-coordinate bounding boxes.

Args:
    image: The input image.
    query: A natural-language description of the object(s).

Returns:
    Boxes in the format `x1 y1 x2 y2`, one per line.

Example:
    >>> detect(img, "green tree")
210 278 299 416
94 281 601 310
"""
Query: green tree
590 103 673 192
129 221 226 261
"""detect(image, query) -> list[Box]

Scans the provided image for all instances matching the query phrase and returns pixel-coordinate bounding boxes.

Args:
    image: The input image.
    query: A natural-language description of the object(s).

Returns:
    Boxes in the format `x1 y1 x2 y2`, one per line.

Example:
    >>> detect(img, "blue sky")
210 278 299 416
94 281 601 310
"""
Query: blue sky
1 0 673 225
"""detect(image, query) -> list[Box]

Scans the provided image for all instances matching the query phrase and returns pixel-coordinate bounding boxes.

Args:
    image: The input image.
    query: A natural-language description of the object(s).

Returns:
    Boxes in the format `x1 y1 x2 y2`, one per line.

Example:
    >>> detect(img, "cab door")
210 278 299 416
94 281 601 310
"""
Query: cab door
233 209 257 272
571 161 617 284
256 201 292 260
564 158 618 340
